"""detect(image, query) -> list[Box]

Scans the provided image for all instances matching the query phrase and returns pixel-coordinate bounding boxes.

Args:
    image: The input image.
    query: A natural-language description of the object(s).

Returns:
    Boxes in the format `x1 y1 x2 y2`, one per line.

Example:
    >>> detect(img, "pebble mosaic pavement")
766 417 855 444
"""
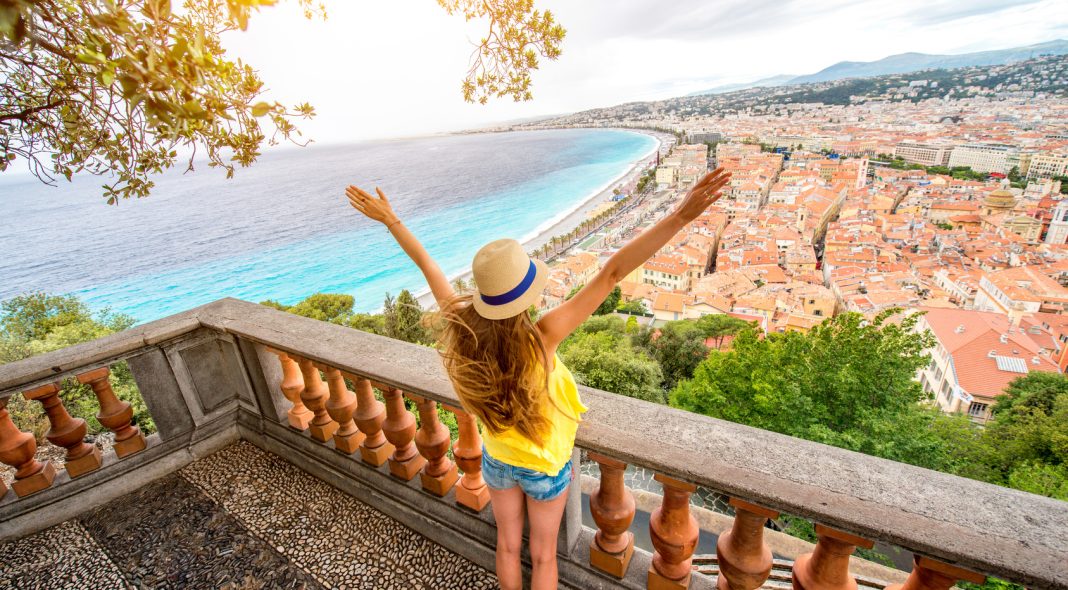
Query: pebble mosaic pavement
1 441 499 590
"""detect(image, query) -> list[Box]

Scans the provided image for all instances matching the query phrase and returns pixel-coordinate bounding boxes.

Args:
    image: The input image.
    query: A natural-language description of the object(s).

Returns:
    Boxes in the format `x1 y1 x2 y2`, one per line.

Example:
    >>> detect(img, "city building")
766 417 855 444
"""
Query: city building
914 307 1060 424
893 142 954 167
974 266 1068 318
1045 199 1068 245
947 143 1023 175
1027 152 1068 180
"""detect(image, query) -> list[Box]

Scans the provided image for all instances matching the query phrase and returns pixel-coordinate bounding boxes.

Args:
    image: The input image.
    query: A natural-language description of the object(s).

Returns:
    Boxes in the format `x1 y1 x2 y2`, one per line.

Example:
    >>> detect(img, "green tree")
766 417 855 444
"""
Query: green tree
964 372 1068 497
559 328 664 404
0 293 152 437
616 299 648 315
694 314 751 349
637 320 709 390
594 285 622 315
348 313 385 335
670 310 964 470
383 289 430 345
2 0 565 202
286 293 354 323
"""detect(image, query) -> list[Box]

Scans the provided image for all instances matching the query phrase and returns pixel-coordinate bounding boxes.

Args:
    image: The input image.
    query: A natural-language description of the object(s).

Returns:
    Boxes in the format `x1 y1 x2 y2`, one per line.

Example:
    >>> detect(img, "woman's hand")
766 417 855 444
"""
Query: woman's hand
346 185 399 226
672 167 731 223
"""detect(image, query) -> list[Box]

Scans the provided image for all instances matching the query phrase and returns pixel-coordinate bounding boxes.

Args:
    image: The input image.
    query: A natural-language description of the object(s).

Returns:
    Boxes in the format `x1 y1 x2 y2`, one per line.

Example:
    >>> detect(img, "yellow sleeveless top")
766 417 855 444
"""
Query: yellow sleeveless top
482 352 589 476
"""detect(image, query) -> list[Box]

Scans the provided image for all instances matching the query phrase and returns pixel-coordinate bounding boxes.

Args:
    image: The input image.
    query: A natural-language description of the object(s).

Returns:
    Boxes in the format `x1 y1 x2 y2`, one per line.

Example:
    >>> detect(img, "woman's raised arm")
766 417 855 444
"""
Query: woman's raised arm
536 168 731 349
346 185 456 307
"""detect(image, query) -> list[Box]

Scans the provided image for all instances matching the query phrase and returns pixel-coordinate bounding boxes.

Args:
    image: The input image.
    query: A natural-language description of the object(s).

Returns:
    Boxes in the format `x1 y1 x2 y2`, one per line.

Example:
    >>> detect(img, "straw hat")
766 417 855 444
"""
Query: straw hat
471 238 548 320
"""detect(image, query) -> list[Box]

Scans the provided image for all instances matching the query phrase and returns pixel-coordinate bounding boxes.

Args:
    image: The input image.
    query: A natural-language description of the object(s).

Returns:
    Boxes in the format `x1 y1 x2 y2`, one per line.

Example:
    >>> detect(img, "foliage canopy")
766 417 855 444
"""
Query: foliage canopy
1 0 564 202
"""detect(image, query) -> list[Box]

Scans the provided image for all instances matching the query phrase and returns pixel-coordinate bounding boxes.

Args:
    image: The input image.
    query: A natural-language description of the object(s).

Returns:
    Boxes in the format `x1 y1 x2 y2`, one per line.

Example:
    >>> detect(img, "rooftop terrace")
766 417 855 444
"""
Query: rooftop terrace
1 298 1065 590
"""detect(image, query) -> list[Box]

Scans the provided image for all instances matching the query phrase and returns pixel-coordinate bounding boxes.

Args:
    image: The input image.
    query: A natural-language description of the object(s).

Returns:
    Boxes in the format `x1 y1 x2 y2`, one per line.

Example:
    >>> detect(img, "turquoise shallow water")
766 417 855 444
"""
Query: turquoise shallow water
0 129 657 322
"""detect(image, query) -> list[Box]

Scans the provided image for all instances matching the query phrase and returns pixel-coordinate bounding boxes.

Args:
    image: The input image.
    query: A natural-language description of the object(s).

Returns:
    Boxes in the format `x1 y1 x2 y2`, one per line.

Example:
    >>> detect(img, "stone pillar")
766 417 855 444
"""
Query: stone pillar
77 367 146 458
649 474 699 590
24 382 102 478
886 556 986 590
412 395 459 496
791 525 874 590
0 396 56 497
295 358 337 443
344 374 394 466
382 388 425 480
444 405 490 511
319 366 363 454
717 498 779 590
588 452 636 578
271 349 313 430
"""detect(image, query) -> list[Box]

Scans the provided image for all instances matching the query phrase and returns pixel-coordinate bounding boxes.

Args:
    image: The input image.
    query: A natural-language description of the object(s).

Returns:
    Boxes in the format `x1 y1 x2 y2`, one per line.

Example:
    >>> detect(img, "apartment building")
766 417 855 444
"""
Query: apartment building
1027 152 1068 180
947 143 1024 175
914 307 1060 424
973 266 1068 318
641 255 692 291
893 142 954 167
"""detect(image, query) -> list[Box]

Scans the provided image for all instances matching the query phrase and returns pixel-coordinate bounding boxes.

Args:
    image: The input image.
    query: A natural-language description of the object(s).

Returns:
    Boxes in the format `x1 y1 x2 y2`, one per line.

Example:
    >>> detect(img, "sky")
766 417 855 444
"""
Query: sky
219 0 1067 143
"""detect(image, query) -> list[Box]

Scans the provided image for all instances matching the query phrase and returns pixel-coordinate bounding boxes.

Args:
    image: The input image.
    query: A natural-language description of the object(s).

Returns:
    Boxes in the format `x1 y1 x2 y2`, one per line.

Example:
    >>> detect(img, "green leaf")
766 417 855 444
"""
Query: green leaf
250 101 271 117
76 50 107 64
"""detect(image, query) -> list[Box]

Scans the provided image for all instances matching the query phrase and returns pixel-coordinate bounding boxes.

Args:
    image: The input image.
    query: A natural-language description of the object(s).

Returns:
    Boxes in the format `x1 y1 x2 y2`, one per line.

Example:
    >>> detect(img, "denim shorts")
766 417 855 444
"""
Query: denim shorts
481 445 575 502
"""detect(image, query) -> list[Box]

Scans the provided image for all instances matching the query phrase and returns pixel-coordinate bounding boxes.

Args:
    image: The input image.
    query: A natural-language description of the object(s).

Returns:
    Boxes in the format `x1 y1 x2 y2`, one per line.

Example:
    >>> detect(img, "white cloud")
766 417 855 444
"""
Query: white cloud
221 0 1068 144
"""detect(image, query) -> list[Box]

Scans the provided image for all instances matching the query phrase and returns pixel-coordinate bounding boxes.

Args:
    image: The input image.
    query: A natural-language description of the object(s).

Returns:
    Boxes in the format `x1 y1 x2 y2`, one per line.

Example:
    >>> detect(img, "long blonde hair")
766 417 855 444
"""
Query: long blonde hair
426 292 554 447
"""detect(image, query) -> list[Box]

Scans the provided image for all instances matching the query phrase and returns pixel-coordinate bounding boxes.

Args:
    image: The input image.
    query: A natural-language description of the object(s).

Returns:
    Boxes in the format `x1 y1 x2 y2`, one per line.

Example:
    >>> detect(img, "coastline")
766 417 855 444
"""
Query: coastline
412 128 666 310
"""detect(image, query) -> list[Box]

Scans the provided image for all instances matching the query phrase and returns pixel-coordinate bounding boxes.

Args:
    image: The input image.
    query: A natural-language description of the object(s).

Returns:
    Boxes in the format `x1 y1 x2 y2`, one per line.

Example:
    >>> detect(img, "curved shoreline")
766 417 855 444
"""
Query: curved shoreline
412 128 666 310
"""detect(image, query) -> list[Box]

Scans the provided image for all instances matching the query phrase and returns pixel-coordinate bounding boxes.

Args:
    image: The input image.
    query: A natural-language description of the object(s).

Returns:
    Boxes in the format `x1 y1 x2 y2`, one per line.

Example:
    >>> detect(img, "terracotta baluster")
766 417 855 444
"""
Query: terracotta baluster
0 396 56 497
343 373 394 466
319 365 363 454
77 367 146 457
791 525 874 590
444 405 490 511
412 395 459 496
270 349 313 430
649 474 700 590
886 556 985 590
24 382 102 478
717 498 780 590
295 357 338 443
382 387 425 480
588 452 636 578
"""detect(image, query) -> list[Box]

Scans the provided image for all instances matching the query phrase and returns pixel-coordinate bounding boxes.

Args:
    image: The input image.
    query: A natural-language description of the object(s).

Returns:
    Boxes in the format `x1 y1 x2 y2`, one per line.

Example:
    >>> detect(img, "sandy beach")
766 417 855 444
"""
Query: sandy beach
414 129 669 310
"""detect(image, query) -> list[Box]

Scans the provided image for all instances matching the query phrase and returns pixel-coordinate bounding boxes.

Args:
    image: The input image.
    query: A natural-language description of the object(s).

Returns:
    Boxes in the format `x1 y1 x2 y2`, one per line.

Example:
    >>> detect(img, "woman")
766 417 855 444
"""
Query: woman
345 166 730 589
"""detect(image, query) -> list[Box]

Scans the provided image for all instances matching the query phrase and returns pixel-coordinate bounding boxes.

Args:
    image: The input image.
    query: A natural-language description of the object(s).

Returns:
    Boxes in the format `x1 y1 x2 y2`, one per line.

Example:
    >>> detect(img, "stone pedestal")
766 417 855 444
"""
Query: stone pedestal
383 388 425 481
589 452 636 579
24 382 102 478
717 498 779 590
792 525 873 590
591 531 635 579
886 556 986 590
269 349 313 431
296 358 338 443
648 474 699 590
12 460 56 497
413 395 459 497
78 367 147 458
447 405 491 512
320 366 364 455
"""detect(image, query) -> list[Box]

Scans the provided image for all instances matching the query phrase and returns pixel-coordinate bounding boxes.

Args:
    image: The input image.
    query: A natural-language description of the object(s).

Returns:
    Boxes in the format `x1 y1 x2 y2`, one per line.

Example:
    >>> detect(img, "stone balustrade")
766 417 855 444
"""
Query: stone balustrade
0 298 1065 590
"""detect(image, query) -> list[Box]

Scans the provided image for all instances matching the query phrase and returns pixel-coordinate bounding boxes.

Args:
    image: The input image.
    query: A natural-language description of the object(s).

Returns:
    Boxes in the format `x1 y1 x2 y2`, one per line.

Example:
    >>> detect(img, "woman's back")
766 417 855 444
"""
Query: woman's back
481 351 588 477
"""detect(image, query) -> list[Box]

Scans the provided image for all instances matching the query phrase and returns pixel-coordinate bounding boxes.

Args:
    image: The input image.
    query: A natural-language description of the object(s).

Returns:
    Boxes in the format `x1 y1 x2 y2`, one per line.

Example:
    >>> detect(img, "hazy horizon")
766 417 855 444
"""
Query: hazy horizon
212 0 1066 144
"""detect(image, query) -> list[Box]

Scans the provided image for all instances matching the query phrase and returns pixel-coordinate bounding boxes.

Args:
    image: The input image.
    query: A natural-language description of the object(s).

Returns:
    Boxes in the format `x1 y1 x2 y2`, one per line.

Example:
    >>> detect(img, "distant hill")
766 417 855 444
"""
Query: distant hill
791 39 1068 84
686 39 1068 95
688 74 796 96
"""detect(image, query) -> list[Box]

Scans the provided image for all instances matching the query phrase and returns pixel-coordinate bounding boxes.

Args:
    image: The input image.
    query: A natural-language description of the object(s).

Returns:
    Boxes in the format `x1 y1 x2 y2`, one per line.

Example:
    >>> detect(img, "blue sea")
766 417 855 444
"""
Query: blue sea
0 129 657 322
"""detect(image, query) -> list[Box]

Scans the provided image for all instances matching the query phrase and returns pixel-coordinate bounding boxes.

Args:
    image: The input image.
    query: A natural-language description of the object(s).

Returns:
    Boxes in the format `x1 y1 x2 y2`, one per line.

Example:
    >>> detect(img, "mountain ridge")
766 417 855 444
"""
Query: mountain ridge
688 39 1068 96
